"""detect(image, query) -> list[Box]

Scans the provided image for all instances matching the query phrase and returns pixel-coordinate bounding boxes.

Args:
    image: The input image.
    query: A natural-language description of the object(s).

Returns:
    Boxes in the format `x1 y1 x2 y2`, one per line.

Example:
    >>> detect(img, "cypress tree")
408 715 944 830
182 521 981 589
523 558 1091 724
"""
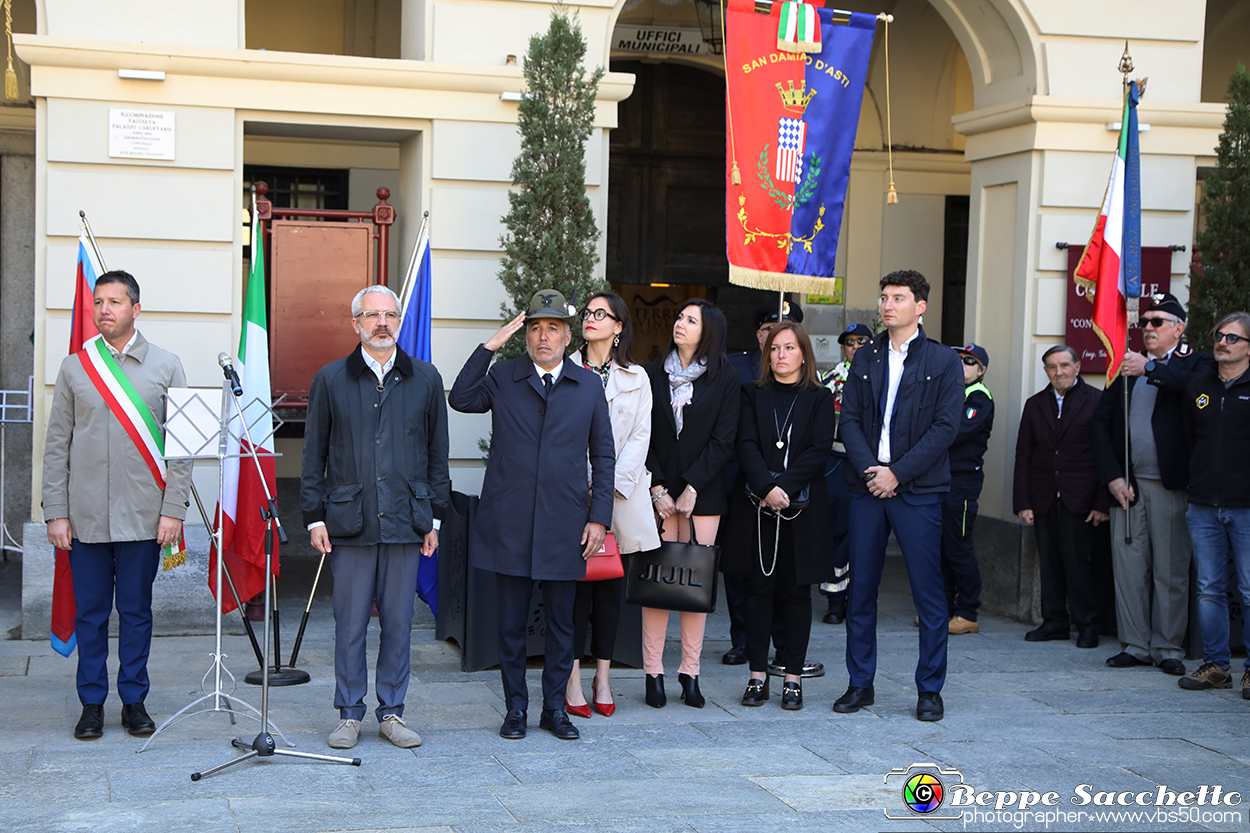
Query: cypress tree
495 7 607 359
1188 64 1250 342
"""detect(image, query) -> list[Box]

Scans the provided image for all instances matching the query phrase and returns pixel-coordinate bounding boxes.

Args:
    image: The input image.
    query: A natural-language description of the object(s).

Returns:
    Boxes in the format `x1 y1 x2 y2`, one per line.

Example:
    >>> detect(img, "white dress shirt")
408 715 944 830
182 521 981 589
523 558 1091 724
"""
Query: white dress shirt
363 346 396 384
877 328 919 464
533 360 563 385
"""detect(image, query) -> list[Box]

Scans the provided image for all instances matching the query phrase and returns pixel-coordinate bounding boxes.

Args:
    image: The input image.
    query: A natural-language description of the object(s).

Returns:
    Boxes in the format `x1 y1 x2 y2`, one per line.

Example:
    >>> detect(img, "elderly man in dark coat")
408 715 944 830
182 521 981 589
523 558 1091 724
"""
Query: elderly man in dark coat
449 290 615 742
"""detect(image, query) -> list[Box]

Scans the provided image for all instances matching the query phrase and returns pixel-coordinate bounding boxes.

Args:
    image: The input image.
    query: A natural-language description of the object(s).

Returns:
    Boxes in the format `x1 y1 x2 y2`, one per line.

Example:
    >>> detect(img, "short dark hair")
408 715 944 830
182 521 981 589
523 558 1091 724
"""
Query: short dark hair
94 270 140 305
1041 345 1078 365
1212 311 1250 342
879 270 929 303
585 291 636 367
667 298 729 377
757 321 820 388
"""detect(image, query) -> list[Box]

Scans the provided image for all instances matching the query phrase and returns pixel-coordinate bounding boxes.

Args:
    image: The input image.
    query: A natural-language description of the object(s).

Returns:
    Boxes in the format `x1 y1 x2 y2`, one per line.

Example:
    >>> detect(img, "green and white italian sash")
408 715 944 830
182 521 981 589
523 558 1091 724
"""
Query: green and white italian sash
77 334 186 569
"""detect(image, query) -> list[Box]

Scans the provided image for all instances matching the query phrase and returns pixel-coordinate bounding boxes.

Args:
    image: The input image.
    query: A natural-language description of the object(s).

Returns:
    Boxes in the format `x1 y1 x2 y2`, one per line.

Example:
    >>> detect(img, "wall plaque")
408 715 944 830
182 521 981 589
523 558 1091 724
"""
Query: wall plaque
108 108 175 160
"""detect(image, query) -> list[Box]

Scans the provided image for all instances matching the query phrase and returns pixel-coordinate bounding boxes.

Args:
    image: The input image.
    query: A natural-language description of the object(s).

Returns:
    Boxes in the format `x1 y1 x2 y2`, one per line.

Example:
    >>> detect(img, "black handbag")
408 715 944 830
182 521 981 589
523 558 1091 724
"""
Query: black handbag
625 524 719 614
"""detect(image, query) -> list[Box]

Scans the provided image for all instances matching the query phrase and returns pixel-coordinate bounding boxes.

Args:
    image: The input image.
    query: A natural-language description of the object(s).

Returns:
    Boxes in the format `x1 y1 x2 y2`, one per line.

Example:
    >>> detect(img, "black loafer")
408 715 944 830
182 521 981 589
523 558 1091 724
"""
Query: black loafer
781 681 803 710
1158 658 1185 676
916 691 944 722
1076 629 1100 649
499 709 527 739
1025 625 1070 642
121 702 156 736
721 646 748 665
74 704 104 740
538 709 580 740
741 677 769 706
832 686 874 713
1105 651 1149 668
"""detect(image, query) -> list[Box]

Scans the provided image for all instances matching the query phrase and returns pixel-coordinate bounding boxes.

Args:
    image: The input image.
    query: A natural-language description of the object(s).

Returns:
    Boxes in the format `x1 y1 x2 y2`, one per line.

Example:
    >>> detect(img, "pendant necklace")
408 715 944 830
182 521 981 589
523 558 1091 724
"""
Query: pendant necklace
773 391 798 450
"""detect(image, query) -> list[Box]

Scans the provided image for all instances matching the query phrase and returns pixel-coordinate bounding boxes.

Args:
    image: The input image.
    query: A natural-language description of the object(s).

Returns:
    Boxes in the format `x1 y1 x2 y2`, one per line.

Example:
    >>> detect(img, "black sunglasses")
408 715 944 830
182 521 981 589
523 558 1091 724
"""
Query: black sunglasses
1140 317 1176 329
843 337 868 347
1212 331 1246 346
580 308 619 322
961 355 981 367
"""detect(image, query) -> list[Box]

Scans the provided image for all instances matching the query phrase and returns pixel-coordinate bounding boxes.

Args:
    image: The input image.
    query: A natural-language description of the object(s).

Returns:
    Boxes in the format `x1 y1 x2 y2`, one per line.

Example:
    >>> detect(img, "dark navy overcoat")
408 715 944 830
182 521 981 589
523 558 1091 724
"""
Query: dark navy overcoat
448 345 615 580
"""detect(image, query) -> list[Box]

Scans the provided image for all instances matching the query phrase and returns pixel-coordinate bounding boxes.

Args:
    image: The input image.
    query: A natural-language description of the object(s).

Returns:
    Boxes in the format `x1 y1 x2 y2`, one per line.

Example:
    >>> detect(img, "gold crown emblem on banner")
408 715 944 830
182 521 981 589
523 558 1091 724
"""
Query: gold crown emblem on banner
776 80 817 113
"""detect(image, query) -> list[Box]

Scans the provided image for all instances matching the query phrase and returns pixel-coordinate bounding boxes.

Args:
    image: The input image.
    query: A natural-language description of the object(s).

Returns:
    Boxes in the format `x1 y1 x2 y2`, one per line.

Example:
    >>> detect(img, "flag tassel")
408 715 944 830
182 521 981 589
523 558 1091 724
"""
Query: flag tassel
4 0 16 101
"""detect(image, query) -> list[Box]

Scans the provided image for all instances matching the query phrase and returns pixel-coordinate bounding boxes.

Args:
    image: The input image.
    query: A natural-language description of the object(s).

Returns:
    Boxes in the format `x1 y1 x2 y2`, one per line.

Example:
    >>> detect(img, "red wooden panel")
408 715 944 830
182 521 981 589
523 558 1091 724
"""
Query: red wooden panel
269 220 374 400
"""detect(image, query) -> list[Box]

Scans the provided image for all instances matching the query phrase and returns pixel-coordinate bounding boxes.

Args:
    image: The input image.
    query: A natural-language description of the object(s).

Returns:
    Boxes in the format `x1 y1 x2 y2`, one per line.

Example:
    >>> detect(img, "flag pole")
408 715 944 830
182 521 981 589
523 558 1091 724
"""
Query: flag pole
78 210 108 272
1119 44 1134 545
397 210 431 312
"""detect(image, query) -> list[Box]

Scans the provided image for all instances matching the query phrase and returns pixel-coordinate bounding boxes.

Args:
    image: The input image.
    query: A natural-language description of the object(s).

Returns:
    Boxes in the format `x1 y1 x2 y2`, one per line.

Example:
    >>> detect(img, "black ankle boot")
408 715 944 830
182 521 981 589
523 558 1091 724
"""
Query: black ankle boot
645 674 666 708
678 673 705 708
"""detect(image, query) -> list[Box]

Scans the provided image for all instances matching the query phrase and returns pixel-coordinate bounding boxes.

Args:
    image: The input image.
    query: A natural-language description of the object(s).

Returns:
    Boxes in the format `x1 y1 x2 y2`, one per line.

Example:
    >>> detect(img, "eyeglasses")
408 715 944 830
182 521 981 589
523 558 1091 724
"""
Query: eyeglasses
580 308 619 322
961 355 981 367
1141 317 1177 329
1212 331 1247 346
356 310 400 322
843 337 867 347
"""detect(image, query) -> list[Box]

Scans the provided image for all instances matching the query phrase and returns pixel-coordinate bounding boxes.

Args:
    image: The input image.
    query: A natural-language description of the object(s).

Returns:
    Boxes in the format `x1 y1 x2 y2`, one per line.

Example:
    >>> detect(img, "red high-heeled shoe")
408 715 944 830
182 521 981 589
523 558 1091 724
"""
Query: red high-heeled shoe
566 701 592 719
591 676 615 717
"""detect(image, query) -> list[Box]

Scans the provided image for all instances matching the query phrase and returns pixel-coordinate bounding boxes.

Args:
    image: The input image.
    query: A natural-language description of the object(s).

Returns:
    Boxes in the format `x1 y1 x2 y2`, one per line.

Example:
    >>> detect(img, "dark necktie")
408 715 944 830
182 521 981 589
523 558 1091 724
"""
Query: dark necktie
543 372 554 398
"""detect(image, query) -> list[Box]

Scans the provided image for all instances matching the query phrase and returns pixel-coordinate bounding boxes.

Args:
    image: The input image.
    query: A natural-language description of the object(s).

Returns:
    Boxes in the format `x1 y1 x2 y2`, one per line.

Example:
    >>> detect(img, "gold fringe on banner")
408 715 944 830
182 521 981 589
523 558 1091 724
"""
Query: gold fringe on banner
4 0 17 101
729 264 841 295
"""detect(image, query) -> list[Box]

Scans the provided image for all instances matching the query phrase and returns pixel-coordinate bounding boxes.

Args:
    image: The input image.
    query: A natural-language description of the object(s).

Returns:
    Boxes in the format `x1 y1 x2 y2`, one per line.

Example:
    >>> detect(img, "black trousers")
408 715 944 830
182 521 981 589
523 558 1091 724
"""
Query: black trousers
1033 501 1100 631
941 495 982 621
495 574 576 712
572 577 624 661
744 518 812 676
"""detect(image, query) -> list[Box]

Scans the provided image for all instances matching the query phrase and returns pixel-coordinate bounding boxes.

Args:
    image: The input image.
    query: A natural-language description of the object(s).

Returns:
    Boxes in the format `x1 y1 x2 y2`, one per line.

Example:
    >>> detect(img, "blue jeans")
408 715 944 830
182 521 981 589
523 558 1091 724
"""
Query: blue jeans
1186 504 1250 671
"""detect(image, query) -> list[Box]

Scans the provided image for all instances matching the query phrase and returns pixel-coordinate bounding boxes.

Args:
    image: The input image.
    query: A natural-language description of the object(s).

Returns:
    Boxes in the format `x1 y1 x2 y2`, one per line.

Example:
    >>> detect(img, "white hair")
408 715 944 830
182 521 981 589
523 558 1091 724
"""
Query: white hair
351 285 401 317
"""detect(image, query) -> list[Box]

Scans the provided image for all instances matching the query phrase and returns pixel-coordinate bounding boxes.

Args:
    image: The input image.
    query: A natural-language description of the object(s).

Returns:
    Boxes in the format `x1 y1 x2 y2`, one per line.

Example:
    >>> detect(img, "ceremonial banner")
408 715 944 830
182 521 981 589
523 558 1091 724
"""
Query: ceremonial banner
209 208 279 614
725 0 875 291
1074 80 1143 383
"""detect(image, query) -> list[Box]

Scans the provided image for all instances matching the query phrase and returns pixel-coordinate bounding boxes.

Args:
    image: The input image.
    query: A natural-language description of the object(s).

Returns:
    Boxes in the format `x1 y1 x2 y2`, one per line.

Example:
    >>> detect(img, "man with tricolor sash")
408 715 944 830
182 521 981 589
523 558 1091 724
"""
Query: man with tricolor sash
42 271 192 740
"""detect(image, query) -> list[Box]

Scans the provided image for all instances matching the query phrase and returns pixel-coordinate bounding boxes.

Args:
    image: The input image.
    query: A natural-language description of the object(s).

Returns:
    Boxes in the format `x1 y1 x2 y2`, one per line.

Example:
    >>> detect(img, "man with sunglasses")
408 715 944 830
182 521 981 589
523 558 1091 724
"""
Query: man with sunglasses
302 285 450 750
817 322 872 626
1179 311 1250 697
1090 293 1211 677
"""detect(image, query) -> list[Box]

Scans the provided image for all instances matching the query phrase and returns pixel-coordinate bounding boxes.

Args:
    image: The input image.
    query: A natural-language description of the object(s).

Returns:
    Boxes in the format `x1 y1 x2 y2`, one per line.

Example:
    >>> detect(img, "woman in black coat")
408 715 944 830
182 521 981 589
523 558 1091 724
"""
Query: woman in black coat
722 321 835 711
642 298 739 709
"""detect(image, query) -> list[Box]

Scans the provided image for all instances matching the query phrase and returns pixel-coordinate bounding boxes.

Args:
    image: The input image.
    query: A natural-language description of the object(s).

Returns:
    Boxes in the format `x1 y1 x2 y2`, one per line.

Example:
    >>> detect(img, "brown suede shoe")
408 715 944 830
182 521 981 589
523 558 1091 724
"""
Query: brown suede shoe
948 616 979 635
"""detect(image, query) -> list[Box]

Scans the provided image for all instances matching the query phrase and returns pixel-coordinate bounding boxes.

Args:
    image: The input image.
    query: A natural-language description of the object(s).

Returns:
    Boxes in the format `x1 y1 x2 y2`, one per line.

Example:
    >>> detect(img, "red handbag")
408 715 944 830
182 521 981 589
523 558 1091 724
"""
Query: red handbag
580 533 623 581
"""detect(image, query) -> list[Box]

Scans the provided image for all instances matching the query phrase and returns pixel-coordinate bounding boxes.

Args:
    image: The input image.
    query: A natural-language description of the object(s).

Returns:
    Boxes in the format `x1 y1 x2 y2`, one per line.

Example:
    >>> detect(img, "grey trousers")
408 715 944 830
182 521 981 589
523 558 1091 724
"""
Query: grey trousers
1110 478 1191 663
331 542 422 721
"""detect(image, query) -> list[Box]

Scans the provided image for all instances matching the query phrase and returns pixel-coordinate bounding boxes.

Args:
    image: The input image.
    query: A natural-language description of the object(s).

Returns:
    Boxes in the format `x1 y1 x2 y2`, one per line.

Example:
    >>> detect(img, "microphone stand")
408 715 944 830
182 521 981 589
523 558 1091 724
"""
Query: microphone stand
190 364 359 779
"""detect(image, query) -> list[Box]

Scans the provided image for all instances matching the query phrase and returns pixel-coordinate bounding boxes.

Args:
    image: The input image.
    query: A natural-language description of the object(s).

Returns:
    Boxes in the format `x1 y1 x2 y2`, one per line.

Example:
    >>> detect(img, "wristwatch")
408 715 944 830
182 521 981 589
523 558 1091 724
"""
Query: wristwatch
1144 360 1156 374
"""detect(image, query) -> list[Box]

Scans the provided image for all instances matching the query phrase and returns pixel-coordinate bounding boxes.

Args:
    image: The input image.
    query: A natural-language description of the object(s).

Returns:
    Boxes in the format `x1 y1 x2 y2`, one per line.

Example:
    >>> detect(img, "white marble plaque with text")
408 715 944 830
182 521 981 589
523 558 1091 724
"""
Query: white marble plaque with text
108 108 175 160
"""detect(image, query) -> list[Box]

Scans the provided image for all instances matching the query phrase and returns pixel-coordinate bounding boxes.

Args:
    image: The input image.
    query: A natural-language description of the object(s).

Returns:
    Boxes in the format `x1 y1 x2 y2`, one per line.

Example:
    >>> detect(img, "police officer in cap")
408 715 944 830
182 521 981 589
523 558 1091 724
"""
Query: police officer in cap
817 322 873 625
940 343 995 635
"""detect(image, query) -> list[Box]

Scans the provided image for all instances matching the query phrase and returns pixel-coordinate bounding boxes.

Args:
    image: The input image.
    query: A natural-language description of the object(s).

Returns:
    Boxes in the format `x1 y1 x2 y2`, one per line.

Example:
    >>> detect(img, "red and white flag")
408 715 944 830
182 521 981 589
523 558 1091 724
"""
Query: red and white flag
209 208 278 613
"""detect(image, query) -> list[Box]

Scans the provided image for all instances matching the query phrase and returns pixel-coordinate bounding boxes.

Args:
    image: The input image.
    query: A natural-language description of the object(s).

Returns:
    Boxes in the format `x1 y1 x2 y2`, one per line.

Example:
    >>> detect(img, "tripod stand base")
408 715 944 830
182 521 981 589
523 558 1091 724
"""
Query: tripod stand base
190 733 361 781
245 666 311 686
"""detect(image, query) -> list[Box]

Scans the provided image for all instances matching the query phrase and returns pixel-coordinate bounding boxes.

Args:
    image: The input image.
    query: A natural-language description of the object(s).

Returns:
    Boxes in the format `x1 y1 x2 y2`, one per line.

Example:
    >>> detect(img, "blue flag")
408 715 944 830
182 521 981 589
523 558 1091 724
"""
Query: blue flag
396 224 439 616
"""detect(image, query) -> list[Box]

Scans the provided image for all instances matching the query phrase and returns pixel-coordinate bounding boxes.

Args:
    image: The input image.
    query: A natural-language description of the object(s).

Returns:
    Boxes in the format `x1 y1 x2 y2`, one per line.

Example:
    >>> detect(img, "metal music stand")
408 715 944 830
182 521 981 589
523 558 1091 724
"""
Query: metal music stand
138 380 290 753
0 377 33 562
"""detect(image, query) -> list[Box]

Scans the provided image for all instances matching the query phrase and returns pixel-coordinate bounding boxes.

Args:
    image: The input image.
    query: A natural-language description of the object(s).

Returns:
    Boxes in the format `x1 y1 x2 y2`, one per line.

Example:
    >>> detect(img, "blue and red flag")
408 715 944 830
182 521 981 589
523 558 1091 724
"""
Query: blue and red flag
725 0 875 289
51 235 104 657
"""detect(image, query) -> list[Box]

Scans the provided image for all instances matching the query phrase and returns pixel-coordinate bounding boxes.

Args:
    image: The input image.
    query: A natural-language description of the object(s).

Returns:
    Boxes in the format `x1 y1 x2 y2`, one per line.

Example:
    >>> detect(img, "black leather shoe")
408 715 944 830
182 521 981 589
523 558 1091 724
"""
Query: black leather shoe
539 709 580 740
781 681 803 711
916 691 944 721
74 704 104 740
1105 651 1149 668
768 660 825 678
832 686 874 713
741 677 769 706
121 703 155 736
721 645 747 665
499 709 527 739
1025 625 1070 642
1076 628 1100 649
645 674 666 708
823 596 846 625
678 673 705 708
1158 658 1185 676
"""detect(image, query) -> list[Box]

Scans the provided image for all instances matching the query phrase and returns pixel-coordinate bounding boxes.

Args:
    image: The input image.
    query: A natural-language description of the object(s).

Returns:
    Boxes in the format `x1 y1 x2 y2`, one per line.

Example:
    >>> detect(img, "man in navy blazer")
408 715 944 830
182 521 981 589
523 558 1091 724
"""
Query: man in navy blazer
449 290 615 742
833 270 964 722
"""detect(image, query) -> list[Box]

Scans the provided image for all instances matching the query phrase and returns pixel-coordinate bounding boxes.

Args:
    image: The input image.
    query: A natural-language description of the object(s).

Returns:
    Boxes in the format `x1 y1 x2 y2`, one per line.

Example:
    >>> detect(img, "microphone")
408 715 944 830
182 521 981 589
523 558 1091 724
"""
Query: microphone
218 353 243 397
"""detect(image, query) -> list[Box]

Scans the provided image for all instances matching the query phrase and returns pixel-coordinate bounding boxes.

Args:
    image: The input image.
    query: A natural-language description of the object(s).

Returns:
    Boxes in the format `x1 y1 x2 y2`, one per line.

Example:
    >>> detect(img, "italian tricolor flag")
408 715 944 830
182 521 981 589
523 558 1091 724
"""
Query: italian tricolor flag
1075 80 1143 383
777 1 821 53
209 206 279 613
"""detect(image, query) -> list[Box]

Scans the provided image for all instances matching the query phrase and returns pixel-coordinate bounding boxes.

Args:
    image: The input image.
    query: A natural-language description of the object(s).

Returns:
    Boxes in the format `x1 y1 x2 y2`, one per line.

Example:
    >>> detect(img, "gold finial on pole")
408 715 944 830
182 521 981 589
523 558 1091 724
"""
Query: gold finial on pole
1118 41 1133 90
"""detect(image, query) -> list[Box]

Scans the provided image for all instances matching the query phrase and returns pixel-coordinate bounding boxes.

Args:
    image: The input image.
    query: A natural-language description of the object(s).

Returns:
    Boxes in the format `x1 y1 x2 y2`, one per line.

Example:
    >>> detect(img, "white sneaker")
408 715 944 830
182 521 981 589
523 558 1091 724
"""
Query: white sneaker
328 718 361 749
378 714 422 748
